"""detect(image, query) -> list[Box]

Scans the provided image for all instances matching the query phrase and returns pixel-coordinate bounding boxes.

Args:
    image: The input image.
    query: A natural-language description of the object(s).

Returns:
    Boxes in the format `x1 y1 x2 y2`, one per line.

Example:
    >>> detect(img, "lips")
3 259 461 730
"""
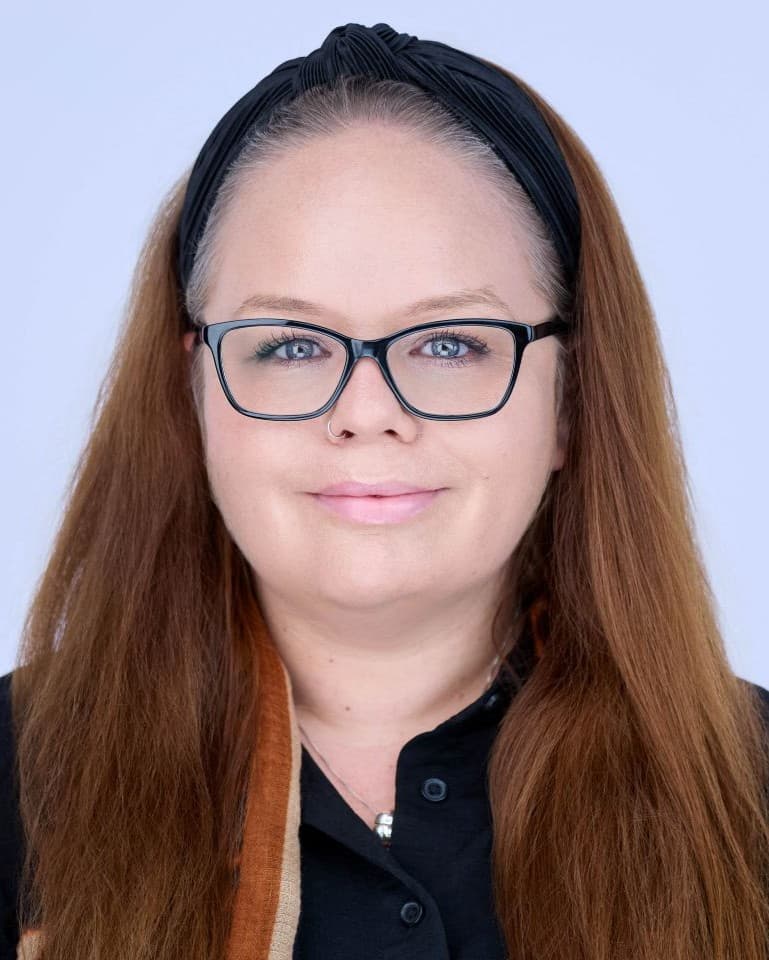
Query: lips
315 481 440 497
310 488 444 524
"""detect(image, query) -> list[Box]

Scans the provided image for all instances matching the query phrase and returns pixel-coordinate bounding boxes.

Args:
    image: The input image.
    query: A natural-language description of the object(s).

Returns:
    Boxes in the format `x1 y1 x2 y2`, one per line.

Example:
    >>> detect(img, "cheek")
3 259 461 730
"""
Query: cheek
201 375 271 514
458 433 554 558
457 391 559 549
200 373 313 568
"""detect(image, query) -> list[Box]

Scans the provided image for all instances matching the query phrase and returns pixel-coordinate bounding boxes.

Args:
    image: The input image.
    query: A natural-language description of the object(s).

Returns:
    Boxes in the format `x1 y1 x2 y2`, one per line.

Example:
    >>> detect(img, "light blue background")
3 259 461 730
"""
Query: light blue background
2 2 766 682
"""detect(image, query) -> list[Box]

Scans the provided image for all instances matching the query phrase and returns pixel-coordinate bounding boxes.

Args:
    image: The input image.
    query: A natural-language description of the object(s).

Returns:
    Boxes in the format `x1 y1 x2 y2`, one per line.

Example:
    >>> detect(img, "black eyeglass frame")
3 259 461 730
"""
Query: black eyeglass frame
192 315 571 422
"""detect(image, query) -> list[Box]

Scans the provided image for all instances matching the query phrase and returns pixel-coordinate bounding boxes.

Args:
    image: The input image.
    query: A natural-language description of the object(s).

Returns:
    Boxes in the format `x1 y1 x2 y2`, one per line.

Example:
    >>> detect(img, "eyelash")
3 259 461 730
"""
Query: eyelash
252 328 490 363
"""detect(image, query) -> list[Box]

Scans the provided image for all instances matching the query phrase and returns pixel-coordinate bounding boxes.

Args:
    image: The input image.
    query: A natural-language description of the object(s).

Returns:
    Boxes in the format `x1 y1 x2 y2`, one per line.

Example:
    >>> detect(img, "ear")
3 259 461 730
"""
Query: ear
181 330 197 354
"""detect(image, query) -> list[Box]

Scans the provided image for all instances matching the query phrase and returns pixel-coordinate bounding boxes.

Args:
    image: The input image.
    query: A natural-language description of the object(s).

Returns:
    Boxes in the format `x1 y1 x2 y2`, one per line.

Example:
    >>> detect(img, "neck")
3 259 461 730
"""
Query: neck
255 582 507 752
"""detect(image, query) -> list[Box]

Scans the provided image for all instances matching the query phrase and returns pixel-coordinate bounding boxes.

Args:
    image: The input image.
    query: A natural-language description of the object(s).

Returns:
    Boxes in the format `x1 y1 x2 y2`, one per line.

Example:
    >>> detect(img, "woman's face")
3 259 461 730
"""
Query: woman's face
183 125 567 617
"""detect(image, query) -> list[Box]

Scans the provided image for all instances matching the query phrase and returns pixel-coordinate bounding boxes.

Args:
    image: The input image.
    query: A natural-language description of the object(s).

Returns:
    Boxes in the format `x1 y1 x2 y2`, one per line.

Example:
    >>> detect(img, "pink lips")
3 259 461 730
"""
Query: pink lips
316 481 436 497
310 481 445 524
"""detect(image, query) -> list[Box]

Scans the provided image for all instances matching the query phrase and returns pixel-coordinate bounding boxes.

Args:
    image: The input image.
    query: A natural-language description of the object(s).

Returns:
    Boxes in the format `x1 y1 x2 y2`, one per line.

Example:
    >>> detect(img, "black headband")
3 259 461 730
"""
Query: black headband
176 22 581 303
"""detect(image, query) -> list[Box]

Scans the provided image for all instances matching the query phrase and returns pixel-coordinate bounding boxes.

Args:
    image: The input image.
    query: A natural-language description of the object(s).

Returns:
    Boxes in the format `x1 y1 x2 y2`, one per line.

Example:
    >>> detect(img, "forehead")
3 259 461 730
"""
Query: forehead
204 126 545 329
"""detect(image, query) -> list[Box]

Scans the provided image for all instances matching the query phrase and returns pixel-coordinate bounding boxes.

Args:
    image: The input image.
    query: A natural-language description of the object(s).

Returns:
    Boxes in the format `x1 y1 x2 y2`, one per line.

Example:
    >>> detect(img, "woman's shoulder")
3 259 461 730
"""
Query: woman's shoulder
1 664 23 817
742 675 769 716
751 680 769 700
0 666 21 814
0 667 24 959
0 666 14 736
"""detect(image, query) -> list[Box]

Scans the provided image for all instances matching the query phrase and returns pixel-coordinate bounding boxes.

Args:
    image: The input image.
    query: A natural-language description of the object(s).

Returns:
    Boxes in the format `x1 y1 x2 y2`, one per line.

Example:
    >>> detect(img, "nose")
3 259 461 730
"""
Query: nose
324 355 418 438
332 352 403 407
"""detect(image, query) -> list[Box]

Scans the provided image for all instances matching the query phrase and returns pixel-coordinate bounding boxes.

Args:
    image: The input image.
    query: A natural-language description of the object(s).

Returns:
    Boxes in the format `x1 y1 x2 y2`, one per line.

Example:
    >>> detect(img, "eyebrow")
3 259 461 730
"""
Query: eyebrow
234 286 518 322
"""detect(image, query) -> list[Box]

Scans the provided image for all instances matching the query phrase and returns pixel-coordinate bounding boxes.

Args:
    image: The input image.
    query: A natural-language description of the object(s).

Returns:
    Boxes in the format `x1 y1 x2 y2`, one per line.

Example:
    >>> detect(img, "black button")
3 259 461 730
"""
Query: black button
420 777 448 802
400 900 424 925
483 691 500 709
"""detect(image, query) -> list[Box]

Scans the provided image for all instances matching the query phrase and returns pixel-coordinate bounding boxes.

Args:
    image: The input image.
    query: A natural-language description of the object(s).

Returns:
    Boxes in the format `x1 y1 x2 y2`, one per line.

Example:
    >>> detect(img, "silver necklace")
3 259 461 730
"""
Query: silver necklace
297 648 505 847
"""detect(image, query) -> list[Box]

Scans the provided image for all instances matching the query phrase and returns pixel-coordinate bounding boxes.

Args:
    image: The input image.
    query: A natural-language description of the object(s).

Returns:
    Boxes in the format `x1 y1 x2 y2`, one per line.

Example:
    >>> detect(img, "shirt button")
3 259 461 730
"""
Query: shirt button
421 777 448 802
400 900 424 925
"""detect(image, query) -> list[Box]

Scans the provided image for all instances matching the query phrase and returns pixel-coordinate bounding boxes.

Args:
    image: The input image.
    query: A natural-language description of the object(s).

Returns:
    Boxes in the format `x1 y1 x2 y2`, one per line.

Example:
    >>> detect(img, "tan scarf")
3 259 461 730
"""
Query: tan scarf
17 600 547 960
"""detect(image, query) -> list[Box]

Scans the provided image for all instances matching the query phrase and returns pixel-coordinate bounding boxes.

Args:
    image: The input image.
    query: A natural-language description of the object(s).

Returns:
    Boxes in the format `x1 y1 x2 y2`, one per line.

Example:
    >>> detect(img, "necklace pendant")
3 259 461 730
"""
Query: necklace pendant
373 810 394 846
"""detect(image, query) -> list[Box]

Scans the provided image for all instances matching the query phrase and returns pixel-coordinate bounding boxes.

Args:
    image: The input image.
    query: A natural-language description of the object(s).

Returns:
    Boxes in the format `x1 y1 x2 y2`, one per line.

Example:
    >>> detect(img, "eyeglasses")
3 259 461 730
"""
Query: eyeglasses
192 316 570 421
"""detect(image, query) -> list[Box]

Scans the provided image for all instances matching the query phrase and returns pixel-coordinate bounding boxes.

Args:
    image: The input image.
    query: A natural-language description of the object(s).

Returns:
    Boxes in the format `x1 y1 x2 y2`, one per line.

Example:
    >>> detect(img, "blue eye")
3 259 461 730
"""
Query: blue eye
420 328 490 363
253 332 326 363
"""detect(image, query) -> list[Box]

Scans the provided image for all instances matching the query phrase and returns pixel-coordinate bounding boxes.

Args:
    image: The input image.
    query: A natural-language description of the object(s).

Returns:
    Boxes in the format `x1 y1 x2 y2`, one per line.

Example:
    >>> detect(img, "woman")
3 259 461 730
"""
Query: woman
3 20 769 960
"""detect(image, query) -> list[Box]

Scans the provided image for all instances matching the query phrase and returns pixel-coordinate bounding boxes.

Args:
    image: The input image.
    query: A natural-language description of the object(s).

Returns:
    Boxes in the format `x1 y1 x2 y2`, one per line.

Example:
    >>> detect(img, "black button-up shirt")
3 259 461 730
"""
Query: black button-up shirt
293 663 520 960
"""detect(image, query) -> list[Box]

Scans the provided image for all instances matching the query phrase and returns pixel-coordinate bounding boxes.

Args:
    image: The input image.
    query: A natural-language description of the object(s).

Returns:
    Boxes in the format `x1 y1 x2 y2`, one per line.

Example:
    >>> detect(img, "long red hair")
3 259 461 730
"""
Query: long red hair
9 69 769 959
